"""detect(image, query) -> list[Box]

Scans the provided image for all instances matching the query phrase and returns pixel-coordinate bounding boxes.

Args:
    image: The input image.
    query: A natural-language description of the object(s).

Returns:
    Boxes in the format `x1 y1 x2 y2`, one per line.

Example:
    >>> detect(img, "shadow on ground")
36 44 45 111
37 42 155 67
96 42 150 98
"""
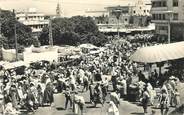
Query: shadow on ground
131 112 144 115
56 107 65 111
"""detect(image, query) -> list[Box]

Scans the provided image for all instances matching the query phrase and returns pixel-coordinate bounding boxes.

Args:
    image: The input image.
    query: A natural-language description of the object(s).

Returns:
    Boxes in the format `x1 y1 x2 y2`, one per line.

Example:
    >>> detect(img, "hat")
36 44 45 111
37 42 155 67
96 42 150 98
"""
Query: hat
169 76 176 80
58 78 64 82
109 101 114 105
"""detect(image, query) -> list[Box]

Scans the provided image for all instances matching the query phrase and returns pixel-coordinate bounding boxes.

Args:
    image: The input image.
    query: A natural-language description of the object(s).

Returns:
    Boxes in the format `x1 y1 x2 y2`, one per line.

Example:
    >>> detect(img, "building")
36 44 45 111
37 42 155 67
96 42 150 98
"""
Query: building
16 8 49 34
151 0 184 41
94 0 152 32
132 0 151 16
131 0 152 26
105 5 132 25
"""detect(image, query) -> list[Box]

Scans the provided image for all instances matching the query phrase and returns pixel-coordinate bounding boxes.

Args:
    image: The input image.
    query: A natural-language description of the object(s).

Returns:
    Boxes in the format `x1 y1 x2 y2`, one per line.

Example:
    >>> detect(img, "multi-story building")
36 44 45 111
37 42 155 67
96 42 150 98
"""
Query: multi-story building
151 0 184 41
16 8 49 34
95 0 152 32
131 0 152 26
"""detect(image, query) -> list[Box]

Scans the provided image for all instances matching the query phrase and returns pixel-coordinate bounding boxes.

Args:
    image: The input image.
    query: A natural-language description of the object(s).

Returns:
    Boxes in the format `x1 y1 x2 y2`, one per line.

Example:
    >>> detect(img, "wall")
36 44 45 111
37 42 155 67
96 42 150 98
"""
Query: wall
1 48 23 62
23 49 58 63
171 23 184 41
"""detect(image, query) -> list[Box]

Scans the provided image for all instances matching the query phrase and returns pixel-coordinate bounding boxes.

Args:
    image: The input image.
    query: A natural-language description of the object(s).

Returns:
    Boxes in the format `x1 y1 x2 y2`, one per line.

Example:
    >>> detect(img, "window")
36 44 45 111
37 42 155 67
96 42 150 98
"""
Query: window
152 2 156 7
152 14 166 20
125 18 127 21
162 1 167 7
134 11 136 14
158 2 162 7
144 10 146 13
162 14 166 20
152 14 155 20
173 13 178 20
173 0 178 7
152 1 167 7
159 14 162 20
159 26 167 30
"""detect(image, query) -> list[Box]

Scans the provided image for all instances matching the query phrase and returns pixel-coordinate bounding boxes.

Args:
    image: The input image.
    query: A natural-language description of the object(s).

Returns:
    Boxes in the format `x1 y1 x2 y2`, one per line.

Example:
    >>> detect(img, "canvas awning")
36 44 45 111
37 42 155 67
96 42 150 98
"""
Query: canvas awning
2 61 29 70
79 44 98 49
130 41 184 63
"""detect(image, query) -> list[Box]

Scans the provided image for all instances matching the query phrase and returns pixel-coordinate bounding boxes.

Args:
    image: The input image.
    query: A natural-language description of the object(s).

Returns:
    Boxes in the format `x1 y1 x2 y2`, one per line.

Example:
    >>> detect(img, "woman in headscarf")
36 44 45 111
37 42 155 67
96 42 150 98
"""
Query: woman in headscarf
9 84 19 109
43 83 54 106
147 83 156 105
94 83 103 107
107 101 119 115
25 88 35 112
37 84 43 107
141 87 150 114
159 89 170 115
173 89 180 108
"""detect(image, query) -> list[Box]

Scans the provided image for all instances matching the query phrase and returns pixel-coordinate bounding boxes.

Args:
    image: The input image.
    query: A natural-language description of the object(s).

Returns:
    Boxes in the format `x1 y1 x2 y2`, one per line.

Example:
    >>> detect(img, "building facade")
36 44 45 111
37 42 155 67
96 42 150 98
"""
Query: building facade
151 0 184 41
96 0 152 32
16 8 49 34
105 6 132 25
132 0 151 16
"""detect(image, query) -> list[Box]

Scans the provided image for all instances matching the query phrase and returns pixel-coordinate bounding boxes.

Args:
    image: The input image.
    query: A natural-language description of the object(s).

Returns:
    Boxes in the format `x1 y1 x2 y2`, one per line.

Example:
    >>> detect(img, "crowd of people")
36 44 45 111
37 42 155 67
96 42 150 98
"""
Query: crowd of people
0 34 182 115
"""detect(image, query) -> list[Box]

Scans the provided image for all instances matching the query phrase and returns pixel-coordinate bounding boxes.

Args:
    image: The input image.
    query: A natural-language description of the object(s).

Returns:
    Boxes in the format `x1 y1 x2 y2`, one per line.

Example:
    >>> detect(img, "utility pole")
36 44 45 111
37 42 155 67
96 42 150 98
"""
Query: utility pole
14 24 18 61
49 18 53 47
13 9 19 61
168 18 171 43
166 10 173 43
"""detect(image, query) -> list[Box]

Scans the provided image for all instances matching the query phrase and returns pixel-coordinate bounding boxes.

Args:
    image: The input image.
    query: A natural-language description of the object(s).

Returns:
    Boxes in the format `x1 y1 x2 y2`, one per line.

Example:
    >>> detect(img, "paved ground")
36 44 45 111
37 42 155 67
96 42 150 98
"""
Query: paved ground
30 92 170 115
19 83 184 115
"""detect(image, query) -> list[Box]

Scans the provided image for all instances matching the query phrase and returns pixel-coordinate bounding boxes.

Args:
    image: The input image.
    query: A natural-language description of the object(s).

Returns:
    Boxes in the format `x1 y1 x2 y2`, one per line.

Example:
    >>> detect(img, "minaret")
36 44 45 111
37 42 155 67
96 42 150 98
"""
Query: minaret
56 0 61 17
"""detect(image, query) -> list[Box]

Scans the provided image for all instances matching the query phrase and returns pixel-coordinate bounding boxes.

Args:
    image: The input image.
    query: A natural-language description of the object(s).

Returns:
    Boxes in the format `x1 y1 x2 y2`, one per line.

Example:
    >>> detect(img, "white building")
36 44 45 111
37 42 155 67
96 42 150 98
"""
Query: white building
16 8 49 33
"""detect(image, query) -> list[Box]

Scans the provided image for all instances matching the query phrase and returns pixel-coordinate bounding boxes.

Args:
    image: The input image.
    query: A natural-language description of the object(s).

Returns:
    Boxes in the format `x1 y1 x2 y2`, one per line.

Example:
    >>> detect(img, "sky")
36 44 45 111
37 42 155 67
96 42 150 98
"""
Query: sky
0 0 150 17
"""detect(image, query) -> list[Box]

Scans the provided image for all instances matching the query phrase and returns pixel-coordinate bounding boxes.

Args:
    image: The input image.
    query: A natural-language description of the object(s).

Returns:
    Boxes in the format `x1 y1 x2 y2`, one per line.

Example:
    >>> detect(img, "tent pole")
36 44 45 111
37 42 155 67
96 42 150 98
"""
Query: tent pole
159 66 162 77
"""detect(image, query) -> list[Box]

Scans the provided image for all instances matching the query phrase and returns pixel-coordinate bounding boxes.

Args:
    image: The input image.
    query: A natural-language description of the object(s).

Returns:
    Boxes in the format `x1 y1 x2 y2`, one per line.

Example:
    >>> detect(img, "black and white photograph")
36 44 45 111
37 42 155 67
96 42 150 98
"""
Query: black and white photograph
0 0 184 115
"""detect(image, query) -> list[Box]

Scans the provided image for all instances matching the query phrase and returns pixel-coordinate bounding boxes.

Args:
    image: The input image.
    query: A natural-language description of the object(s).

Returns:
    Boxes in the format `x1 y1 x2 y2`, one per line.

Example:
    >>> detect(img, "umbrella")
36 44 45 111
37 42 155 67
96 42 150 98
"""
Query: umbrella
130 41 184 63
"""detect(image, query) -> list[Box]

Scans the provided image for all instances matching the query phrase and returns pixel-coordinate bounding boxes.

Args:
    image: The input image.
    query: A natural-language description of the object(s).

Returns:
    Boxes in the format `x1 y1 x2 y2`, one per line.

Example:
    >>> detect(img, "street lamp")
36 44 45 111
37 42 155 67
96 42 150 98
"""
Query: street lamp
112 7 122 39
165 11 173 43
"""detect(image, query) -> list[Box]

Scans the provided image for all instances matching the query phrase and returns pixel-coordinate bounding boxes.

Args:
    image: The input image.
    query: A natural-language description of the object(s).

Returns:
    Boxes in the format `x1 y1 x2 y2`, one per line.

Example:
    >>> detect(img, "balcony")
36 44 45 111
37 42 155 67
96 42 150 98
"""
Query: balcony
151 20 168 23
151 7 168 13
22 20 49 25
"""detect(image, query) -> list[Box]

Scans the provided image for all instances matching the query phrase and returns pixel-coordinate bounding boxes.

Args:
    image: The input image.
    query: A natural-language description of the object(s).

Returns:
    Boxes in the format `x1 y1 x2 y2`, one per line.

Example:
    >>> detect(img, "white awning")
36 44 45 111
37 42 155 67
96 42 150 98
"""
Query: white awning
2 61 29 70
79 44 98 49
130 42 184 63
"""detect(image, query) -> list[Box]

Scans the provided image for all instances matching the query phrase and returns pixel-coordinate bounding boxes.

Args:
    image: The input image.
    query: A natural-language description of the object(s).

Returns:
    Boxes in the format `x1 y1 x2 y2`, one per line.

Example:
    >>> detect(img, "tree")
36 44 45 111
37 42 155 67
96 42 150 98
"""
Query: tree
70 16 98 34
39 16 108 46
0 9 34 49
